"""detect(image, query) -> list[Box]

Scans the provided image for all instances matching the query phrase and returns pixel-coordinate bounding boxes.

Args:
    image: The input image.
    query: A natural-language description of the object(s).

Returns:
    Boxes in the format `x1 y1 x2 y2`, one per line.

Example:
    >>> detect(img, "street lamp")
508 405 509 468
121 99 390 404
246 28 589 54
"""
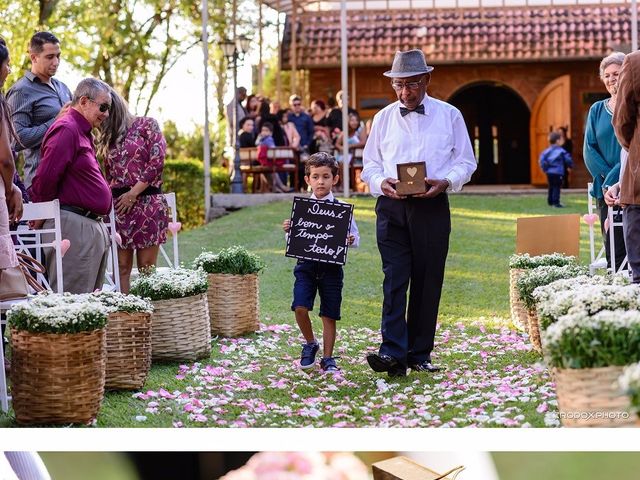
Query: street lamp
222 35 251 194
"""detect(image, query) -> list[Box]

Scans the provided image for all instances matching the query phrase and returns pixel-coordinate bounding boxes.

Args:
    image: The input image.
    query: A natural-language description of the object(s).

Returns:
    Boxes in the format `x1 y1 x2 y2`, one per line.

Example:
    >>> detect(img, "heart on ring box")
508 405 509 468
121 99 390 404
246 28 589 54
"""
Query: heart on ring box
406 167 418 178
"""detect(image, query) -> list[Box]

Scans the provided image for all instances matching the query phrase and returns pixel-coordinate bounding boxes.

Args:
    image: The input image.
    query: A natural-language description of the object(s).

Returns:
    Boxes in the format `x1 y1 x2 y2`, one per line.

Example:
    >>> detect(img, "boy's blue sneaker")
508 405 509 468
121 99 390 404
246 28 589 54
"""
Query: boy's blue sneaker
320 356 339 372
300 341 319 369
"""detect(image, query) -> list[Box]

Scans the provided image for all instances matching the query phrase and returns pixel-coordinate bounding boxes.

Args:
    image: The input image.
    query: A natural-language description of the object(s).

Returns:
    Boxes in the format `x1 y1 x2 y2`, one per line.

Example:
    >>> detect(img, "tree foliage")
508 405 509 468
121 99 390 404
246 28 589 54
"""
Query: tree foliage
0 0 269 164
1 0 201 114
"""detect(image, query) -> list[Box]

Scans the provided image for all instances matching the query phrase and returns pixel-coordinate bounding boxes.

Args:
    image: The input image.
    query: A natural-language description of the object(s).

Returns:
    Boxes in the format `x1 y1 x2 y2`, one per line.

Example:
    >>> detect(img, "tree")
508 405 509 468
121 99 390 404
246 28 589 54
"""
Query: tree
0 0 202 114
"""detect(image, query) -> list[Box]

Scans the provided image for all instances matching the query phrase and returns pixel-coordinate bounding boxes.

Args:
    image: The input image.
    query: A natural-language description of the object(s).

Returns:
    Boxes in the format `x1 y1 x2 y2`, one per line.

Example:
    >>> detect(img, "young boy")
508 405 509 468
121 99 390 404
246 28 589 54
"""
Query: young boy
539 131 573 208
255 122 276 148
282 152 359 372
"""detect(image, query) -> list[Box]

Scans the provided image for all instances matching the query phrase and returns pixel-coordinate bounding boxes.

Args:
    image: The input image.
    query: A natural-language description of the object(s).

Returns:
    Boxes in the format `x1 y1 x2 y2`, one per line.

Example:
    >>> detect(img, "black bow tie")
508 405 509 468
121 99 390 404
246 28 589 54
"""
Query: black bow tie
400 104 425 117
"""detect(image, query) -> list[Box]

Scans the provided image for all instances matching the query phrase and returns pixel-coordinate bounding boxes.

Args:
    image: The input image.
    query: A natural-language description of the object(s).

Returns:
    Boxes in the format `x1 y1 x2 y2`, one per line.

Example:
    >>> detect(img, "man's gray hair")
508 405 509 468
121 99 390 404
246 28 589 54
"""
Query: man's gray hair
599 52 626 79
71 77 111 105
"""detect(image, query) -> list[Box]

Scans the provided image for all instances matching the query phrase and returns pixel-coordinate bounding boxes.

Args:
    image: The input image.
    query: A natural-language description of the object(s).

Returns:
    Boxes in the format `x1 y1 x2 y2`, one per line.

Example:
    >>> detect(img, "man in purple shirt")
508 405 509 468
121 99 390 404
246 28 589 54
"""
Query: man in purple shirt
30 77 112 293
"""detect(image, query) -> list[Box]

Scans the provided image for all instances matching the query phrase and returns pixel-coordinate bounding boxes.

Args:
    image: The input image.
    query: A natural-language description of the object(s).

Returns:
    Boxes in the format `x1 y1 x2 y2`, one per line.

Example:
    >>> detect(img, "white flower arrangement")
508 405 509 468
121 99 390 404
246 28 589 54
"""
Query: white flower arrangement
618 362 640 414
516 264 588 310
509 252 577 269
90 290 154 314
543 309 640 369
193 245 265 275
534 276 634 329
130 267 209 301
7 292 109 334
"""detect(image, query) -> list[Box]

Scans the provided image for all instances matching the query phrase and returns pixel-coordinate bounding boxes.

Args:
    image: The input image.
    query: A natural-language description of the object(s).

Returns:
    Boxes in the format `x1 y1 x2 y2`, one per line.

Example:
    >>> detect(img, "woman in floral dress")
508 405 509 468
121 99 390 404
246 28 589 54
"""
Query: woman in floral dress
96 88 169 293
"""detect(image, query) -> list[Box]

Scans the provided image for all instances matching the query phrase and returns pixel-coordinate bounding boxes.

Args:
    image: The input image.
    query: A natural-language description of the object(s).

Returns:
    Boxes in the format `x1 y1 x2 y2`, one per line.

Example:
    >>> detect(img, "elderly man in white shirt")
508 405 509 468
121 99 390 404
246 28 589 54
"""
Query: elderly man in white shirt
362 49 477 377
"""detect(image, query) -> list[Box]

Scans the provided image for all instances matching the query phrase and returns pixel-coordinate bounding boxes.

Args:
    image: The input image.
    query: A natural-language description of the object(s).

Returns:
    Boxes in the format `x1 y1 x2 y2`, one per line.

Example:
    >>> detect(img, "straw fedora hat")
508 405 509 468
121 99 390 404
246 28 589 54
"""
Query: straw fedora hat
383 49 434 78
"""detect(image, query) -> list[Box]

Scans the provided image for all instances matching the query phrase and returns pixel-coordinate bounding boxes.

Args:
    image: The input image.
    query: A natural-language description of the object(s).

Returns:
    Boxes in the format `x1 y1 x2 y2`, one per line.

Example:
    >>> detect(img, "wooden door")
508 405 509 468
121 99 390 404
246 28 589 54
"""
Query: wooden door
529 75 571 185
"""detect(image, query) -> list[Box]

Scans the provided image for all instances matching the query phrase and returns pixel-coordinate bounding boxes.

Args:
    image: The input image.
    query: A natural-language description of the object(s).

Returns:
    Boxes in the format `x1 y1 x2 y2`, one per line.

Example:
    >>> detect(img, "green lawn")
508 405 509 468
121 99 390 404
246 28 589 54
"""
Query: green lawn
492 452 640 479
1 193 591 428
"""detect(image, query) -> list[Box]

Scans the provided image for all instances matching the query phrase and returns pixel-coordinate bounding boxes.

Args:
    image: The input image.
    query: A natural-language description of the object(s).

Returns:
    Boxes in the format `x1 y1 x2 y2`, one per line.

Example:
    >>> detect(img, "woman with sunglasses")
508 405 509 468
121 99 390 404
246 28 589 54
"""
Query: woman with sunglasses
95 88 169 293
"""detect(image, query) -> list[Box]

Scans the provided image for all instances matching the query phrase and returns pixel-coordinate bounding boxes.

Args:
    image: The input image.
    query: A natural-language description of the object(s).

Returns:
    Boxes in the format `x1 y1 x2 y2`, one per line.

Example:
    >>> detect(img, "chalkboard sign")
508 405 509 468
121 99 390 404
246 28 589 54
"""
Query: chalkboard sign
285 196 354 265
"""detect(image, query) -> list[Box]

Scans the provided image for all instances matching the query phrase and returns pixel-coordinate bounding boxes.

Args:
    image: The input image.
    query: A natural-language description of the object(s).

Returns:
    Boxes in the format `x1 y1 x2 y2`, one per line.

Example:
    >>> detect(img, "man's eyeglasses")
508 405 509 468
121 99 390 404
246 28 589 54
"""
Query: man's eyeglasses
88 98 111 113
390 80 423 91
292 103 301 107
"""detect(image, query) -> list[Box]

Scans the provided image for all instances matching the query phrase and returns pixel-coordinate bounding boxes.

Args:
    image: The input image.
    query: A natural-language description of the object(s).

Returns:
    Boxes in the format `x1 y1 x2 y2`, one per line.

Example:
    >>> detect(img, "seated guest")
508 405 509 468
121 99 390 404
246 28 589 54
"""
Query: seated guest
238 117 256 148
288 95 314 153
277 109 301 149
310 99 329 129
256 98 285 146
29 78 112 294
335 111 368 165
326 90 358 143
245 94 261 120
256 122 291 193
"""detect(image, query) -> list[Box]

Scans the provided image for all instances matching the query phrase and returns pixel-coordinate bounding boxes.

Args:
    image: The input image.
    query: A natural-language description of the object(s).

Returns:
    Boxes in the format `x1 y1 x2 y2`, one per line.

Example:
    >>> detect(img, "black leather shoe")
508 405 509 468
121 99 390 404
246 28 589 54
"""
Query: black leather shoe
388 365 407 378
410 361 443 373
367 354 407 377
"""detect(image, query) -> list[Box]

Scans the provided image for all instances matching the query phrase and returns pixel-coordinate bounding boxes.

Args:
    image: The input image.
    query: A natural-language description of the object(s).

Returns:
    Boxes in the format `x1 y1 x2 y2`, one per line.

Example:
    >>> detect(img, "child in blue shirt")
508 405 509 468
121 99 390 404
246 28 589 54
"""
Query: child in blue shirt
539 131 573 207
282 152 359 372
256 122 290 192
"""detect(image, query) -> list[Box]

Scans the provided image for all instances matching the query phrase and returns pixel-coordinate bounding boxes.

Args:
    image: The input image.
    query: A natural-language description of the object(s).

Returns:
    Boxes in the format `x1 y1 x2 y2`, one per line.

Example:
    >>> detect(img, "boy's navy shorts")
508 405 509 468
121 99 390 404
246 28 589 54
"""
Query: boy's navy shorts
291 260 344 320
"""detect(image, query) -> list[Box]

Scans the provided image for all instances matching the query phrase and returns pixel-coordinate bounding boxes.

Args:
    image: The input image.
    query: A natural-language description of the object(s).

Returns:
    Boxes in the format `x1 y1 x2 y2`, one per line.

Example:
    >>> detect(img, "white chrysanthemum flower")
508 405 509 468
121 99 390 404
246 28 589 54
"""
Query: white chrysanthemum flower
130 267 209 300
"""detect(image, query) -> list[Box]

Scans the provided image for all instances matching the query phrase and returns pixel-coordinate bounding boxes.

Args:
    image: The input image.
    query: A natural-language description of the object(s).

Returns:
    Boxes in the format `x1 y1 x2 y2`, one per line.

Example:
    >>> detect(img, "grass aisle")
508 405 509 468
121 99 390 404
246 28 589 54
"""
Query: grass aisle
1 193 589 427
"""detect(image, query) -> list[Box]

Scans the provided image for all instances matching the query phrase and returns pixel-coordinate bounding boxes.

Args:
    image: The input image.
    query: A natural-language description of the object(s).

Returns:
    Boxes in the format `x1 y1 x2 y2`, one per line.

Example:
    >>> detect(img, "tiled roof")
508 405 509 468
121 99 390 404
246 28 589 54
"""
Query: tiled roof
282 4 632 68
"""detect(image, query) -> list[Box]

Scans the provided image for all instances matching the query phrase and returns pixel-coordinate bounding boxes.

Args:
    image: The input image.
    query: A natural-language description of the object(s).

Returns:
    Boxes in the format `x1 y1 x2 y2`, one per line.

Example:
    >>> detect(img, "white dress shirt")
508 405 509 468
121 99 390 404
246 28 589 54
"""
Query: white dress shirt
361 94 477 196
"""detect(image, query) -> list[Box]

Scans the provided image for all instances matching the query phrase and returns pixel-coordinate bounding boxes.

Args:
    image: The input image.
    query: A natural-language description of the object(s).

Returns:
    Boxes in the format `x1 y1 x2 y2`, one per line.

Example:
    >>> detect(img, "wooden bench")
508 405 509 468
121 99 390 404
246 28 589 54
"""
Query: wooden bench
239 147 299 193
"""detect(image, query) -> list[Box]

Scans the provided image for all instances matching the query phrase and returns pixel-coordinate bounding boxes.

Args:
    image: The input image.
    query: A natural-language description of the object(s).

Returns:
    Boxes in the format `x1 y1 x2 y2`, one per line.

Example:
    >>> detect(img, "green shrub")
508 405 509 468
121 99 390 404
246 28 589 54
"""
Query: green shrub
193 246 265 275
163 158 230 230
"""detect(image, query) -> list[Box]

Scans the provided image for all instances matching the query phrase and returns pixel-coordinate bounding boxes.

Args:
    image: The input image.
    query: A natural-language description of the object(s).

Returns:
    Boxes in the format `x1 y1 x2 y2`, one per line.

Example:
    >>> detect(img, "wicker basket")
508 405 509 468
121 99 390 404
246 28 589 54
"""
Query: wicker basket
527 308 542 354
105 311 152 390
554 366 636 427
10 327 106 425
151 293 211 361
207 273 259 337
509 268 528 332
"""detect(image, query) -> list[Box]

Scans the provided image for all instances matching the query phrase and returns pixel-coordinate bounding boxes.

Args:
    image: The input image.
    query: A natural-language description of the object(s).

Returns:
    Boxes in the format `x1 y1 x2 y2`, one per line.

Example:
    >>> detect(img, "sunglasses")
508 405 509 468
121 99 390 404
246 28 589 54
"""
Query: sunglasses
87 98 111 113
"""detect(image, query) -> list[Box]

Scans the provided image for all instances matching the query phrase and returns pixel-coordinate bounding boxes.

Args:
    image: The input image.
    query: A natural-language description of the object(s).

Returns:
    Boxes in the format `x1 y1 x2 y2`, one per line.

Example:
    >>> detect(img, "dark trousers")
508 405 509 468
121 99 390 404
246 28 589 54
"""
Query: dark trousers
598 199 627 271
623 205 640 283
546 173 563 206
375 194 450 367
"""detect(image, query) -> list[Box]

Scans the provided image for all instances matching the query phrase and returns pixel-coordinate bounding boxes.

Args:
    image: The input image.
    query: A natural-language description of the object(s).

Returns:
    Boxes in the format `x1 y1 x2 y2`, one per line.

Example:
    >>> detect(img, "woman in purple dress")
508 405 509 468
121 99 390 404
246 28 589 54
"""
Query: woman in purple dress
96 88 169 293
